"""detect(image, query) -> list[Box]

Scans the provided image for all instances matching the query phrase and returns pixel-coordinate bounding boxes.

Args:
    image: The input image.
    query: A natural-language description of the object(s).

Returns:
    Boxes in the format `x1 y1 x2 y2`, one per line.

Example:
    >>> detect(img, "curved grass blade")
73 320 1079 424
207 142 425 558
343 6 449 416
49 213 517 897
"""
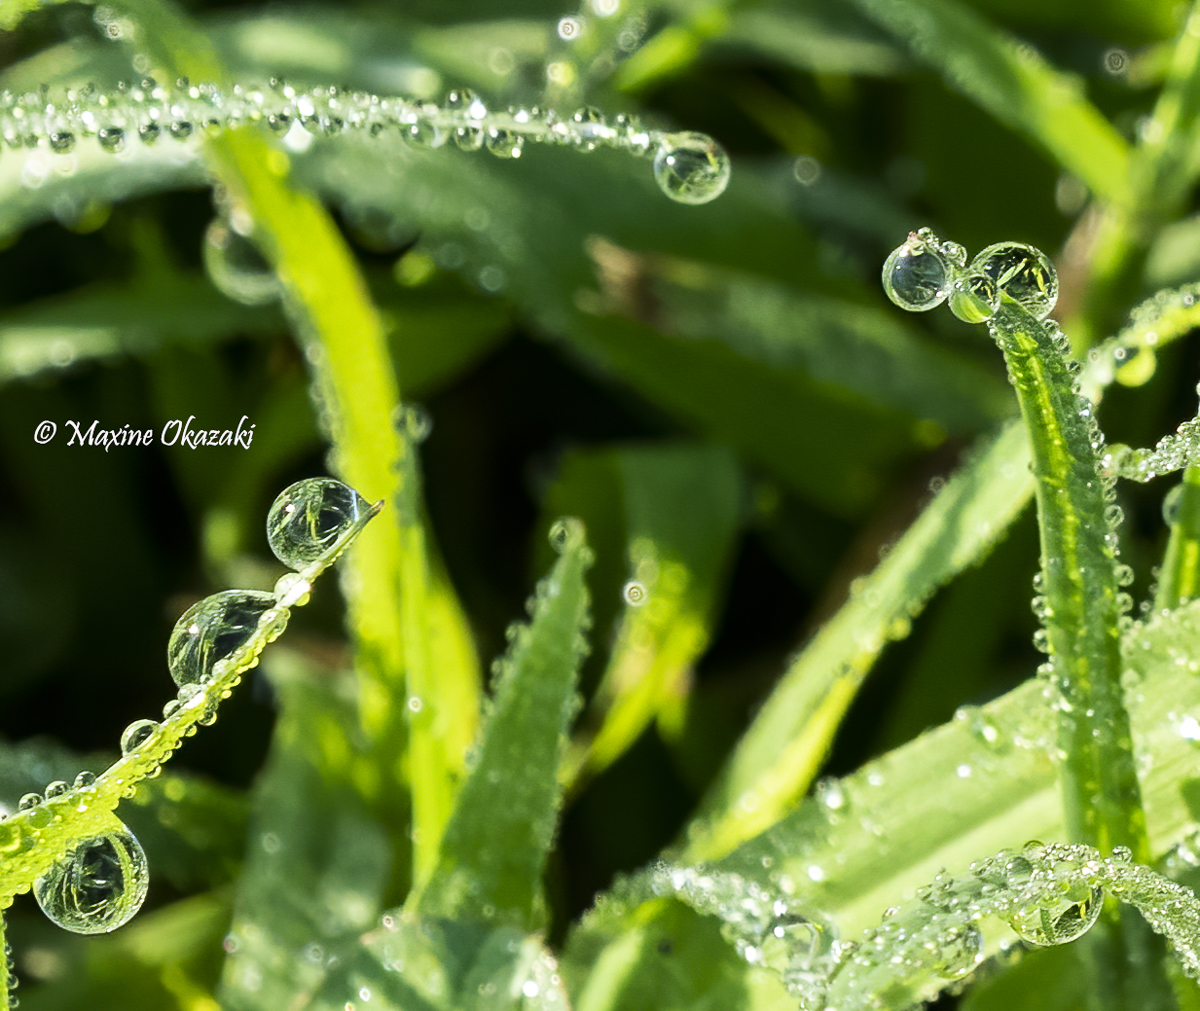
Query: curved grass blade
683 418 1034 862
845 0 1131 208
414 519 592 930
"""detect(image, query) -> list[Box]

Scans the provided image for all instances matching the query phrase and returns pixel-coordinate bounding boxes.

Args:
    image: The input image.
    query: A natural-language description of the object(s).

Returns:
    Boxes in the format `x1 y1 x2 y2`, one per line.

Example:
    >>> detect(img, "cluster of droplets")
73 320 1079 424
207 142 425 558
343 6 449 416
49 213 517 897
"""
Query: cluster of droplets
0 477 379 936
882 228 1058 323
648 864 840 1009
0 78 730 205
651 841 1200 1010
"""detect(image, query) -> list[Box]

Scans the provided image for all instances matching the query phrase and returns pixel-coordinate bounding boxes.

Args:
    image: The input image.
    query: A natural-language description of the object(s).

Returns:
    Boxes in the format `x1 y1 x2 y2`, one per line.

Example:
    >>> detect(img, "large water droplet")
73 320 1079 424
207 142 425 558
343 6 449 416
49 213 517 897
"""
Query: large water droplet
653 132 731 204
34 824 149 934
1008 883 1103 945
970 242 1058 320
167 589 276 687
203 219 280 306
882 230 950 311
266 478 373 570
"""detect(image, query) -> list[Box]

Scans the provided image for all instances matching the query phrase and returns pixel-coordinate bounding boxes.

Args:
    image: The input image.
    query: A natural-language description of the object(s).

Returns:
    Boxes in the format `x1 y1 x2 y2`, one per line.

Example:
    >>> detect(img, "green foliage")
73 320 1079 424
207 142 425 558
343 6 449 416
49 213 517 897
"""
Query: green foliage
9 0 1200 1010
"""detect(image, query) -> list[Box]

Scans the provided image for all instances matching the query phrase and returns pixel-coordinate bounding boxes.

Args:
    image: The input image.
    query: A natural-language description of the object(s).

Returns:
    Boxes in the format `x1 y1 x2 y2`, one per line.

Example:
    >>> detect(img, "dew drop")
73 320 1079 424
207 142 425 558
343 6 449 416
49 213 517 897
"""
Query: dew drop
73 771 96 789
933 923 983 979
44 780 68 799
97 127 125 153
167 589 277 687
1104 504 1124 527
484 127 523 159
203 219 280 306
453 124 484 151
948 271 998 323
138 121 160 145
652 131 731 205
120 719 159 755
404 120 445 149
266 478 373 570
18 794 41 811
882 230 950 312
622 579 647 606
1164 484 1184 526
1009 883 1103 945
398 403 432 443
34 824 149 934
969 242 1058 319
48 131 75 153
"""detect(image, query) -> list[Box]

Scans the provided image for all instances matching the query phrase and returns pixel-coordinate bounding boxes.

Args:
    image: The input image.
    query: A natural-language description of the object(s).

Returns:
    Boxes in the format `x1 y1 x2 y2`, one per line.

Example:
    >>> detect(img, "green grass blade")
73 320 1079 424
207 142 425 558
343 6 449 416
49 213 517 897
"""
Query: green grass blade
989 300 1144 859
415 519 593 929
1157 465 1200 610
217 650 395 1011
683 419 1034 862
555 443 743 791
845 0 1132 207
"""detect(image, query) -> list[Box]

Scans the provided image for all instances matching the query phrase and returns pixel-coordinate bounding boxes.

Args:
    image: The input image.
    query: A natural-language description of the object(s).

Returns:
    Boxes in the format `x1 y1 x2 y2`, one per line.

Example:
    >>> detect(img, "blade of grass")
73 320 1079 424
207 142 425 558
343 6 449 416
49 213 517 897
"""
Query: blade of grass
683 418 1034 862
414 519 592 930
845 0 1131 208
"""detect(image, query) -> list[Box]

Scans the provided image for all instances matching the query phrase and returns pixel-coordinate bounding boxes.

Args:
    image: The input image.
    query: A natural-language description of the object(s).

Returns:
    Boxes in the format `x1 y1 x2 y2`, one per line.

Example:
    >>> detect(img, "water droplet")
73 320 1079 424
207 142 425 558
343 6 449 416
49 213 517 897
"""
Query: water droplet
948 271 998 323
73 771 96 789
446 88 487 120
1104 504 1124 527
933 924 983 979
398 403 432 443
1009 884 1103 945
1164 484 1184 526
548 518 576 553
1115 563 1135 587
453 124 484 151
653 131 731 205
266 478 373 570
484 127 523 158
44 780 68 799
97 127 125 153
203 219 280 306
120 719 158 755
138 121 160 144
622 579 647 606
18 794 41 811
167 589 277 686
882 230 951 311
1033 627 1050 653
34 824 149 933
48 131 75 153
404 120 445 149
273 571 311 607
969 242 1058 320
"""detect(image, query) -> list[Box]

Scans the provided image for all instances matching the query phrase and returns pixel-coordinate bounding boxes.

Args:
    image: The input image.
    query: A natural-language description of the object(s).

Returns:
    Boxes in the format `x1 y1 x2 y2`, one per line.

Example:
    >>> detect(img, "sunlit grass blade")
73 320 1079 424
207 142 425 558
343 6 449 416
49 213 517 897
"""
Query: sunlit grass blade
556 443 742 792
683 419 1034 862
1156 465 1200 610
845 0 1131 208
414 519 592 929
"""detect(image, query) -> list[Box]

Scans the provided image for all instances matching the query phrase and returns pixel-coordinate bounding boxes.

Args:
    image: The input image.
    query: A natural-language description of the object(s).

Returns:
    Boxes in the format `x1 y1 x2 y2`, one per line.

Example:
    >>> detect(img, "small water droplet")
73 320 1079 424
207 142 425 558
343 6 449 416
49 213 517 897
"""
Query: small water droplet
969 242 1058 320
266 478 373 570
97 127 125 153
44 780 69 799
933 924 983 979
548 518 578 553
49 131 75 153
1104 504 1124 527
34 823 149 933
653 131 731 205
398 403 432 443
18 794 42 811
73 771 96 789
167 589 277 686
120 719 159 755
1164 484 1184 526
882 230 951 311
203 219 280 306
622 579 647 606
484 127 523 158
948 271 998 323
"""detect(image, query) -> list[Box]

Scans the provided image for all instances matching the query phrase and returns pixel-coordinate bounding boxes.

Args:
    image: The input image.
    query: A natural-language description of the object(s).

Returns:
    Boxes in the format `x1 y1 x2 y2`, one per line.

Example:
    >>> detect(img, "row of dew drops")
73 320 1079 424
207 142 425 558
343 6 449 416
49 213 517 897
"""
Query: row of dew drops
652 839 1200 1011
0 478 377 949
0 77 731 205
